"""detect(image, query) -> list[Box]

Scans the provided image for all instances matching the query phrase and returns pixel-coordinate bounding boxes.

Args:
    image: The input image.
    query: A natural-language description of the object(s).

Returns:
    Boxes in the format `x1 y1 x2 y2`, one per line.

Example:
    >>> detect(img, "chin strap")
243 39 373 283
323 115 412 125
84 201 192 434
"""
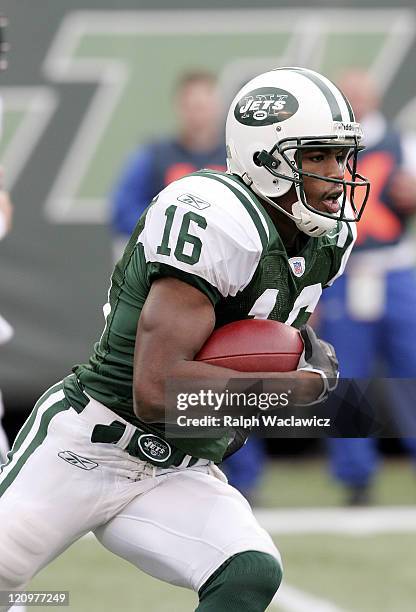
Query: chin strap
291 182 338 237
249 180 338 238
291 202 338 237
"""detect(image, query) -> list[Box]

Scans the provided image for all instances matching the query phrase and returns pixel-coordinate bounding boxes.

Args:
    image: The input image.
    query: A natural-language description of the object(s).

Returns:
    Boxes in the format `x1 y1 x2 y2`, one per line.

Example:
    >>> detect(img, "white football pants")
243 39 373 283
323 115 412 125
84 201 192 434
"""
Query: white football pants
0 381 281 611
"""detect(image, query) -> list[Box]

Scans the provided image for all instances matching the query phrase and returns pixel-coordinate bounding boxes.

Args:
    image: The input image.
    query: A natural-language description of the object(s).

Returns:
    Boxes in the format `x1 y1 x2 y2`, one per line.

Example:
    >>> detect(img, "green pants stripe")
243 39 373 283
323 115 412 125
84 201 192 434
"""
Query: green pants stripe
7 380 64 459
0 388 70 497
0 380 64 473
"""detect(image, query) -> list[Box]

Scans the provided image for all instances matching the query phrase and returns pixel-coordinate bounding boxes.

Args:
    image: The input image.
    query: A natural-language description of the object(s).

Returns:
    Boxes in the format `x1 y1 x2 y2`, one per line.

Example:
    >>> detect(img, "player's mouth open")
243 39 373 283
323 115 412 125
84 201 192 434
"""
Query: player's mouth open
321 190 342 214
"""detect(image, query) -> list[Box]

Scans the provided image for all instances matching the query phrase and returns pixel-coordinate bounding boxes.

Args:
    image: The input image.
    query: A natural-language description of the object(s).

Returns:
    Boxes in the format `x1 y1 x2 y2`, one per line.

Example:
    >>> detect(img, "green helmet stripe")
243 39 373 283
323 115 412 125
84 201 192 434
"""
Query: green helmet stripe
286 67 344 122
338 88 355 122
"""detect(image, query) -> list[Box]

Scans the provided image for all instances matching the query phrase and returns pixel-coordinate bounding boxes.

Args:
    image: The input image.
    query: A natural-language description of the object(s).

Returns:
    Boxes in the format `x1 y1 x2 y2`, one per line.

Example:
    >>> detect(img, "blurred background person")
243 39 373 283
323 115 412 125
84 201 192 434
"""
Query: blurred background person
109 68 266 503
110 69 227 259
319 67 416 505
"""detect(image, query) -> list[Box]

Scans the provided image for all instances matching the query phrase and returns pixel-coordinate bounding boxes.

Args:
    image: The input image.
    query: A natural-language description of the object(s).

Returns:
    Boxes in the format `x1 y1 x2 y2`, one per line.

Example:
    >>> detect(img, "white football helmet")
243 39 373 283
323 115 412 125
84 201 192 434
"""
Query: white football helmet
226 67 370 237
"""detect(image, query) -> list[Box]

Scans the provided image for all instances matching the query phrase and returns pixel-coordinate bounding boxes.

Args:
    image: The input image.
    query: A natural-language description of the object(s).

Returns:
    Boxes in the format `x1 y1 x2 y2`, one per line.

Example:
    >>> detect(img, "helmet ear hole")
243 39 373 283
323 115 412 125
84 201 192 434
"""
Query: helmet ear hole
253 152 262 167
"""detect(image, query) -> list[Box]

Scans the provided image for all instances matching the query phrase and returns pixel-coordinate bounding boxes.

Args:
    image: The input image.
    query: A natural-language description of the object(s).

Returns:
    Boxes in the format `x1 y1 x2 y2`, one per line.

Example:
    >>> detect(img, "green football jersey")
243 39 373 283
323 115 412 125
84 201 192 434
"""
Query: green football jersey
65 170 356 462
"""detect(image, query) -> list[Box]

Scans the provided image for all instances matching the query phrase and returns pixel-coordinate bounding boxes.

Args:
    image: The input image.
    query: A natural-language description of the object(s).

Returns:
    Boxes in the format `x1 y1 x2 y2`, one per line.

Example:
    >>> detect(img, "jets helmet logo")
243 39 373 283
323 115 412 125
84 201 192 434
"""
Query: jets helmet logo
234 87 299 127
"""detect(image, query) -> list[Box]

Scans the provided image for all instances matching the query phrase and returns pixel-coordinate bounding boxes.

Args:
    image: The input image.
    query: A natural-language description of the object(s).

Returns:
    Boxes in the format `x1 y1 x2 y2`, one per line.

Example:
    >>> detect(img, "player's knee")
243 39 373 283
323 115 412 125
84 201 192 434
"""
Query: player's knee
0 547 28 589
0 514 48 588
198 551 282 611
237 551 283 602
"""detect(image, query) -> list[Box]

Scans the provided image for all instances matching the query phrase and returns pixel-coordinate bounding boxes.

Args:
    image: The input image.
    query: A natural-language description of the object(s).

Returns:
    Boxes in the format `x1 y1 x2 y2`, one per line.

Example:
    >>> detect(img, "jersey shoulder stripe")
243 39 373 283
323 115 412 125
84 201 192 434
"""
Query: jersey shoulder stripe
207 171 271 238
192 170 270 252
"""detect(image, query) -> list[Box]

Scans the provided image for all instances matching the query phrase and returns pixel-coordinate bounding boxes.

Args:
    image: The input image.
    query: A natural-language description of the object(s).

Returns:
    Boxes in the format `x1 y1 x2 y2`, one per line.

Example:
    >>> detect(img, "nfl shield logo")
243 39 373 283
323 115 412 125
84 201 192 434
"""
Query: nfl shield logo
289 256 305 277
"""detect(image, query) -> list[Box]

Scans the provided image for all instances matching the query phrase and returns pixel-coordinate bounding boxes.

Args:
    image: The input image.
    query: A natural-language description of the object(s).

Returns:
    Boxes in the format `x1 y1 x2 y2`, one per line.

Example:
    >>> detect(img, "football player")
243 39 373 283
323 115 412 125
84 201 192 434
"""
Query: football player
0 67 369 611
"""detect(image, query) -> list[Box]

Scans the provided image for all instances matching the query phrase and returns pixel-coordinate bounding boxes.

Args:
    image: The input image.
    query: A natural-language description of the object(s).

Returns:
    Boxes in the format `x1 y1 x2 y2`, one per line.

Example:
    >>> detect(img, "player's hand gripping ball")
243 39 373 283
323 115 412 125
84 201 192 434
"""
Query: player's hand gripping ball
196 321 339 405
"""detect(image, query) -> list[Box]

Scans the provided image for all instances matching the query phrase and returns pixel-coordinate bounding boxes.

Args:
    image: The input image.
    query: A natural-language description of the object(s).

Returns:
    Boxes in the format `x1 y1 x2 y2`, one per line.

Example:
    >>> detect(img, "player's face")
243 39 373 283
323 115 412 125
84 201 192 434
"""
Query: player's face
300 147 349 215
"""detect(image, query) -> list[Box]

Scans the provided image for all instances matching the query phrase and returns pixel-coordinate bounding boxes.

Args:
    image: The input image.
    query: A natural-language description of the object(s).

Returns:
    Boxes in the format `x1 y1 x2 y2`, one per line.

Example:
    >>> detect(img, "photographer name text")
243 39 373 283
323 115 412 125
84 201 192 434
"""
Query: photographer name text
176 414 331 428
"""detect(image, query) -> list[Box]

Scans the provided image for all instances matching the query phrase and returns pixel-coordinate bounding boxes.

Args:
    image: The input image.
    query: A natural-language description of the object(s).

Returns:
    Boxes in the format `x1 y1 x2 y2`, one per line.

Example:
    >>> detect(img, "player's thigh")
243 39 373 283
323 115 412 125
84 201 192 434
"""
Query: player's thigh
94 464 281 592
0 383 108 587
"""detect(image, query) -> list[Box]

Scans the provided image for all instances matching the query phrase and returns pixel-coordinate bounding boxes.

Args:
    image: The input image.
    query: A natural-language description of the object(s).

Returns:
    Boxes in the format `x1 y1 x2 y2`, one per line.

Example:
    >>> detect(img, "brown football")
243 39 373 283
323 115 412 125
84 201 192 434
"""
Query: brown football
196 319 303 372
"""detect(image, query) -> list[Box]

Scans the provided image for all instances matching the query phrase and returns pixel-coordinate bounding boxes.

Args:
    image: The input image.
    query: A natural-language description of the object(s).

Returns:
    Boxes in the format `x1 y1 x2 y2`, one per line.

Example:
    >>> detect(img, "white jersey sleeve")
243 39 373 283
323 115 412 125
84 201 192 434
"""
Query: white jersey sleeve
138 172 269 304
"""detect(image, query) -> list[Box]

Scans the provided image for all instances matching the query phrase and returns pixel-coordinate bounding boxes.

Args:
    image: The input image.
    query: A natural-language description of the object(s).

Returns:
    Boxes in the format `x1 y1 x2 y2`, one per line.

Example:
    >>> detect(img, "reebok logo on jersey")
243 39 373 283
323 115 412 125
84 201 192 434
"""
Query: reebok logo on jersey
289 256 305 277
137 434 172 463
58 451 99 470
177 193 211 210
235 87 299 126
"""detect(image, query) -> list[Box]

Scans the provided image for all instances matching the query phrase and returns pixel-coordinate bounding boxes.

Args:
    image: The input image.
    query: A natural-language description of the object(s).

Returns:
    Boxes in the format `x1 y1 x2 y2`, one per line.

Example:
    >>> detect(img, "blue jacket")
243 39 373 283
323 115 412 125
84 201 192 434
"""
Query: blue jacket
111 138 226 237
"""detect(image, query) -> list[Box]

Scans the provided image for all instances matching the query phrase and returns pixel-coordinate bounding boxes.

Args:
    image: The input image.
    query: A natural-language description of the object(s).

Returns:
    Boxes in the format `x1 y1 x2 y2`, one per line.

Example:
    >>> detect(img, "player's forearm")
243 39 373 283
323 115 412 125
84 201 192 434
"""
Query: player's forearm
134 359 322 422
171 361 323 412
